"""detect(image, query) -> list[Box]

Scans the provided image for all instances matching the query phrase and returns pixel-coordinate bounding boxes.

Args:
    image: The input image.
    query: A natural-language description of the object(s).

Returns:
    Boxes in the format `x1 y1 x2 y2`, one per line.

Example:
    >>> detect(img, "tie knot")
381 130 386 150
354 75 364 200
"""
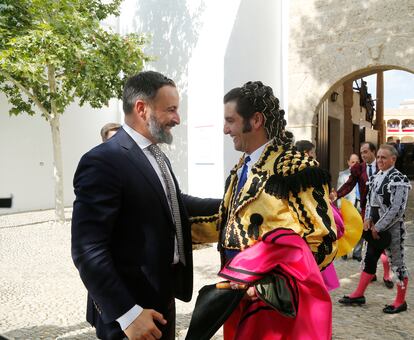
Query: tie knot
148 144 162 158
244 156 251 165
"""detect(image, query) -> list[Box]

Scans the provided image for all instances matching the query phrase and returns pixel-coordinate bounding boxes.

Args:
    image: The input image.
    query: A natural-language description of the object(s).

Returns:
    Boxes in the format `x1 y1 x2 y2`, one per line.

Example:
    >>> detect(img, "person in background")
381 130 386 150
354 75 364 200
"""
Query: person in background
339 144 411 314
337 153 362 260
331 142 393 288
100 122 121 142
295 140 316 158
394 139 405 173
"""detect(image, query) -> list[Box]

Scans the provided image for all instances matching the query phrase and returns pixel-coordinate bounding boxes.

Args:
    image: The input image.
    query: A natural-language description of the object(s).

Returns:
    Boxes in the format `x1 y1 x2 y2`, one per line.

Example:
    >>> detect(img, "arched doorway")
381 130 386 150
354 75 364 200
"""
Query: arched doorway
316 67 414 182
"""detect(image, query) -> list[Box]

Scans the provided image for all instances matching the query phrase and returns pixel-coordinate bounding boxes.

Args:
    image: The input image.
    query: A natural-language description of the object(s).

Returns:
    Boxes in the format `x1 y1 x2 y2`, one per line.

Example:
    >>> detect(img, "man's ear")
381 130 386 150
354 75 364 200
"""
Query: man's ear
252 111 265 129
134 99 147 119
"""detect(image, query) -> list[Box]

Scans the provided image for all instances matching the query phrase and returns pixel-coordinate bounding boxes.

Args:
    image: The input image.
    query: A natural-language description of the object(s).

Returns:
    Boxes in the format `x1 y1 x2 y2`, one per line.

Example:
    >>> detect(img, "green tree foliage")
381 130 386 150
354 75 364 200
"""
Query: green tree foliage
0 0 150 222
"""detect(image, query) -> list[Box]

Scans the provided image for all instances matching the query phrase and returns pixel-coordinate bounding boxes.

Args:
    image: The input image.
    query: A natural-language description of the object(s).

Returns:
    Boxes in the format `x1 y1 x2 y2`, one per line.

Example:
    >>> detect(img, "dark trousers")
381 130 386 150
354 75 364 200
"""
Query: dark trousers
362 241 383 274
352 237 363 258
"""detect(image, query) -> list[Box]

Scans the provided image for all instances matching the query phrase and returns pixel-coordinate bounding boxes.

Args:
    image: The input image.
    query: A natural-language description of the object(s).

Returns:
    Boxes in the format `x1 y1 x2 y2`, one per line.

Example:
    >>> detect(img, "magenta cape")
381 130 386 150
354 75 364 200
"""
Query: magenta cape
320 204 343 292
219 228 332 340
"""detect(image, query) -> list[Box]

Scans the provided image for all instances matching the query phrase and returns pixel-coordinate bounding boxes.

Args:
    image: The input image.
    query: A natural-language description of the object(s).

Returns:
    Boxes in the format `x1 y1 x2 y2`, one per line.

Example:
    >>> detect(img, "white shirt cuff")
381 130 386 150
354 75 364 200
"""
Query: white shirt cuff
116 304 143 331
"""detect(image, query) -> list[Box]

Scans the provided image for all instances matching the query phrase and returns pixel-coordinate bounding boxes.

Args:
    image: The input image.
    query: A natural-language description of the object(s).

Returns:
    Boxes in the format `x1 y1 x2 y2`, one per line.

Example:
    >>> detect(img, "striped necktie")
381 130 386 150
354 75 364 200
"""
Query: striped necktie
148 144 186 265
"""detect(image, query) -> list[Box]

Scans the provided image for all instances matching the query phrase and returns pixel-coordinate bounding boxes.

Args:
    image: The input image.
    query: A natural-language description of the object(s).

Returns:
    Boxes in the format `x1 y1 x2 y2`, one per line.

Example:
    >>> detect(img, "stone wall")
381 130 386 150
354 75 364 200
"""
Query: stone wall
288 0 414 141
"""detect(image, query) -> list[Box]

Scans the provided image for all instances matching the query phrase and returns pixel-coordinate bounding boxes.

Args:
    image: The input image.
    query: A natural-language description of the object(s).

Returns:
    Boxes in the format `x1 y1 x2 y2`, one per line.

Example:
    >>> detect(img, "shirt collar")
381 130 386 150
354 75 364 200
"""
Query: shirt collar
123 123 152 150
245 141 270 166
379 166 394 176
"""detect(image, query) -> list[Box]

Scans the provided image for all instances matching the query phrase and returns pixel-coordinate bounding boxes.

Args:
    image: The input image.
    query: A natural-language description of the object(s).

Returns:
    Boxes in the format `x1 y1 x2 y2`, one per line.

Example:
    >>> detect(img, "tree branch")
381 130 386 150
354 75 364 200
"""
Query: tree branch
0 69 51 120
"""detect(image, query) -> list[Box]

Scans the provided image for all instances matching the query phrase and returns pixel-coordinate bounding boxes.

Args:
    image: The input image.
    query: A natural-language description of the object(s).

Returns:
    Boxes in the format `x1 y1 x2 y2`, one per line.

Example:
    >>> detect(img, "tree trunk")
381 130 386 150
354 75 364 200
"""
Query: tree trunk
47 64 65 224
49 114 65 223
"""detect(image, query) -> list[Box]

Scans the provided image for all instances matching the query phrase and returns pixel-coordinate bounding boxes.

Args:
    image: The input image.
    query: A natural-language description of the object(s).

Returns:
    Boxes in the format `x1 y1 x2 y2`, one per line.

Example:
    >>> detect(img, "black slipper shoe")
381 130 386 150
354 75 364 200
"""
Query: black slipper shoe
383 302 407 314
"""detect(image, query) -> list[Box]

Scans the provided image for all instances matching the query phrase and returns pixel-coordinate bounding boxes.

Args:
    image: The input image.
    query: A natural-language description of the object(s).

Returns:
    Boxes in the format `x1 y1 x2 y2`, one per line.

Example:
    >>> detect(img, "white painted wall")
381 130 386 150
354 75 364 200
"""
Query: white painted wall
1 0 286 213
0 93 120 214
119 0 287 198
223 0 286 178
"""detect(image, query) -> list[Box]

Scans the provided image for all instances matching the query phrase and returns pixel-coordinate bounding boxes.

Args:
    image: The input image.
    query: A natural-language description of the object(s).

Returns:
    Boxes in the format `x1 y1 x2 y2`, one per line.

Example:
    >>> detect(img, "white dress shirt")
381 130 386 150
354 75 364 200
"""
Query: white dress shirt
116 124 179 331
237 141 270 179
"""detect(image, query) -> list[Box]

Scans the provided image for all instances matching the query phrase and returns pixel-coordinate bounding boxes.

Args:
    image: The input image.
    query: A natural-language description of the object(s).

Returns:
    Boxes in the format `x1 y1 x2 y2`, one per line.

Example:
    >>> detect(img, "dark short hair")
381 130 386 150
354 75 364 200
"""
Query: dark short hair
100 122 121 142
295 140 315 153
361 141 376 153
223 82 293 145
223 87 256 121
122 71 176 114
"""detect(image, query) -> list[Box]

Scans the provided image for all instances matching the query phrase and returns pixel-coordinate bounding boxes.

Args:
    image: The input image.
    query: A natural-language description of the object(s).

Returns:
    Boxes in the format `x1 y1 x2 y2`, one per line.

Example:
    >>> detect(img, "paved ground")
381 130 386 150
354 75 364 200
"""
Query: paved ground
1 185 414 340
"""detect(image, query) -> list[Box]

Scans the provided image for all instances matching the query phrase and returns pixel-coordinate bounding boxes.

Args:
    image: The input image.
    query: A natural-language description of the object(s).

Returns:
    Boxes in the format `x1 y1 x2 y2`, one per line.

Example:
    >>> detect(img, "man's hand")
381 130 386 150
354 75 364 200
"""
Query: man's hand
363 219 373 231
229 282 257 301
124 309 166 340
229 281 248 290
245 286 258 301
329 189 337 202
371 227 380 240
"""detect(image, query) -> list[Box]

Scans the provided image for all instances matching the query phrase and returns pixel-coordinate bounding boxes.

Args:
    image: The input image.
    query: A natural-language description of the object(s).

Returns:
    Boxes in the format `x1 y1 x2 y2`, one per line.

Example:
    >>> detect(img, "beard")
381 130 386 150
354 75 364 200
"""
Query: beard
148 114 173 144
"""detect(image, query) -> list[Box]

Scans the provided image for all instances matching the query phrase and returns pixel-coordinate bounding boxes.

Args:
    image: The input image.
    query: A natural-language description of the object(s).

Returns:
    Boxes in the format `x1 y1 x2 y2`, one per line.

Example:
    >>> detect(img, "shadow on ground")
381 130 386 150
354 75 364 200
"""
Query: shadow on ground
1 322 96 340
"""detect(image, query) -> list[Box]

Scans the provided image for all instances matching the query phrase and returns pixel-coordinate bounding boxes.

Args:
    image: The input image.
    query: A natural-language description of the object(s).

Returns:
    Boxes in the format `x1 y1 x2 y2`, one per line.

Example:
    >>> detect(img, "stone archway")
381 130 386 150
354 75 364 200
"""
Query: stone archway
288 0 414 169
314 66 414 170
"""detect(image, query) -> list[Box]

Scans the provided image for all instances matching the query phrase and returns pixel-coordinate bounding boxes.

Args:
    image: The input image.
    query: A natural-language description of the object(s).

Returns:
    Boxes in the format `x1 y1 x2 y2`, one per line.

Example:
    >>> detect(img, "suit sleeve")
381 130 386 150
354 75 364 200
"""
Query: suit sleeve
336 165 358 199
71 152 135 323
182 194 221 243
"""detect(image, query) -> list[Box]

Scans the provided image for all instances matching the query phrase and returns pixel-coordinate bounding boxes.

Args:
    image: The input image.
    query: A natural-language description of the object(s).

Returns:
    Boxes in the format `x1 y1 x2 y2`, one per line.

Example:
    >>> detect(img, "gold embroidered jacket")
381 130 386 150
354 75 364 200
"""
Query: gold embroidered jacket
191 141 338 270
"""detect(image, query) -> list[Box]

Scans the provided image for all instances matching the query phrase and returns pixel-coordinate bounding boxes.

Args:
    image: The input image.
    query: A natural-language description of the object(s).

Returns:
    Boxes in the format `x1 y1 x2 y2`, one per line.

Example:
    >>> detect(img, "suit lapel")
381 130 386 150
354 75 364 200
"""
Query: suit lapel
116 129 173 224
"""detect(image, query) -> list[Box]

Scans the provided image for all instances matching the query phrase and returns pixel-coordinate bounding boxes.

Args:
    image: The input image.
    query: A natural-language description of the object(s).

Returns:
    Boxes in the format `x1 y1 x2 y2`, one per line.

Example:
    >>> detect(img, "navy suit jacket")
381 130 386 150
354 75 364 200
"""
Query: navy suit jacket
71 128 219 338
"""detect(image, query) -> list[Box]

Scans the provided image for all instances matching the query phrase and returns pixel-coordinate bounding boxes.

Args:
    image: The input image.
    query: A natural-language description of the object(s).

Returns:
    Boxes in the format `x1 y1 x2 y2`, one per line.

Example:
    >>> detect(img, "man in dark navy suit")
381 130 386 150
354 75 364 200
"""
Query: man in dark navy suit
72 71 219 340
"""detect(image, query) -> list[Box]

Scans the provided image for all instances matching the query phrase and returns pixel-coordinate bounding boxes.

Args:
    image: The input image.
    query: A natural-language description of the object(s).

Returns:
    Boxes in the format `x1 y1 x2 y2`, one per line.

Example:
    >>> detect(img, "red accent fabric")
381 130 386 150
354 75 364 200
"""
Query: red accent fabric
219 228 332 340
350 271 374 298
381 252 391 280
394 277 409 306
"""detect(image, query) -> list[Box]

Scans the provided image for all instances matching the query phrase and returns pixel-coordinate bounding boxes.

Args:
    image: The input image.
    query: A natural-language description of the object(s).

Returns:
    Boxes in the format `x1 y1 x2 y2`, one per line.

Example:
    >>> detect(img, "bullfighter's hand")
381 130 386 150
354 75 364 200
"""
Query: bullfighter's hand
363 219 373 231
371 227 380 240
245 286 259 301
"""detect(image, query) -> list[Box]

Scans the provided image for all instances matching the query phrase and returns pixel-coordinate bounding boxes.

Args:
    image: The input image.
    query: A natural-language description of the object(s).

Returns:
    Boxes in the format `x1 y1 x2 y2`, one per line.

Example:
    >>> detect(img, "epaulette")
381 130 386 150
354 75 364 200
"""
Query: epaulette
265 149 331 199
387 171 412 189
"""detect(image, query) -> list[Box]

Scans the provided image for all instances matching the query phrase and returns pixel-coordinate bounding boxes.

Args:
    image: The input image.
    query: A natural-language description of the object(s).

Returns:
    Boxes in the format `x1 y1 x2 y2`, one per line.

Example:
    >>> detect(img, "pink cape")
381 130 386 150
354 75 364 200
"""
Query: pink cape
219 228 332 340
320 203 343 292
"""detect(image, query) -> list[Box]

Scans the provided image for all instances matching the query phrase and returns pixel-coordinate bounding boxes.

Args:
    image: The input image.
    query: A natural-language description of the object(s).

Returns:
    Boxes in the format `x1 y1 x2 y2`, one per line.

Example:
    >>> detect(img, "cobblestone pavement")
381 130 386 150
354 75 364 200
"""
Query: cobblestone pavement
1 185 413 339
